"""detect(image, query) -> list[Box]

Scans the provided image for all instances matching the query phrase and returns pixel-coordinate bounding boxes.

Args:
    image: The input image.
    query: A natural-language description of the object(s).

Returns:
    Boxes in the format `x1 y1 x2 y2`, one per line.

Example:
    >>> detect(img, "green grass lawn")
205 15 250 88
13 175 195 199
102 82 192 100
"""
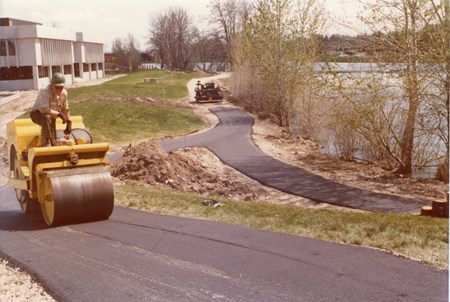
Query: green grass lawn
69 70 200 101
115 184 449 270
65 70 207 144
69 101 203 144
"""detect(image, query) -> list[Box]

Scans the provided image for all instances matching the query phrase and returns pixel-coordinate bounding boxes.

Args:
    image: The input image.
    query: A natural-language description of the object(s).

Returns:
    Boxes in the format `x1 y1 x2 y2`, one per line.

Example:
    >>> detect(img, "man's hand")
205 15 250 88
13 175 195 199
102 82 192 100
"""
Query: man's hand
64 120 72 135
57 112 68 123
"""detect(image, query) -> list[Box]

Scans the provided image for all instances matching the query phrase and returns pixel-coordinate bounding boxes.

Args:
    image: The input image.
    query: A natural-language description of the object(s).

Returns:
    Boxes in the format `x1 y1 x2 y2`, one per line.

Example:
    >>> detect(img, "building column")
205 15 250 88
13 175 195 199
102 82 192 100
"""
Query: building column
71 64 75 84
32 65 39 90
70 41 75 85
32 38 40 89
79 63 84 79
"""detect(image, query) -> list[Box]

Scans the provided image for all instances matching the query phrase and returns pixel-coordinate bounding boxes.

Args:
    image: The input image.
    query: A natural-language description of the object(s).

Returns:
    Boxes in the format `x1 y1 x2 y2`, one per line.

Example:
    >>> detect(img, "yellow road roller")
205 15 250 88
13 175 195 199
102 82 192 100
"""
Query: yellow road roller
7 116 114 226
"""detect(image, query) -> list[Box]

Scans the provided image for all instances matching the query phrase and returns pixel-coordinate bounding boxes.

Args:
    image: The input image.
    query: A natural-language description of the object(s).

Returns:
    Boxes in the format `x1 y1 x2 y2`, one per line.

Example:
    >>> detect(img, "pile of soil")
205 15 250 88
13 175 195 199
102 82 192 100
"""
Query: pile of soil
192 70 210 77
111 141 267 200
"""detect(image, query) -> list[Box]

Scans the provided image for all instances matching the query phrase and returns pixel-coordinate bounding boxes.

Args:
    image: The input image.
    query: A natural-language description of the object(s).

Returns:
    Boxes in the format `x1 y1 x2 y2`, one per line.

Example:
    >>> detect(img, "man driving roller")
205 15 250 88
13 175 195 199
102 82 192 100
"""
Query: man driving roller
30 72 72 146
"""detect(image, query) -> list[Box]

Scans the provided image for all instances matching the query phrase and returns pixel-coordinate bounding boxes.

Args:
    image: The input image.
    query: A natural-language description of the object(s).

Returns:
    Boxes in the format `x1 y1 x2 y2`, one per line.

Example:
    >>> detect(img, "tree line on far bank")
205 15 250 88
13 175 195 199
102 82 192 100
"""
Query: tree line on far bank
113 0 449 182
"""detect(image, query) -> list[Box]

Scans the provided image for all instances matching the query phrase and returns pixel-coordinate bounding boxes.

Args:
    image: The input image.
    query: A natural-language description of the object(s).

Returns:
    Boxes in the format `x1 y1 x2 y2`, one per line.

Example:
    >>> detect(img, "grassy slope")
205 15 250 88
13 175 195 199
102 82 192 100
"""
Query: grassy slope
69 70 194 101
70 101 202 144
67 70 205 144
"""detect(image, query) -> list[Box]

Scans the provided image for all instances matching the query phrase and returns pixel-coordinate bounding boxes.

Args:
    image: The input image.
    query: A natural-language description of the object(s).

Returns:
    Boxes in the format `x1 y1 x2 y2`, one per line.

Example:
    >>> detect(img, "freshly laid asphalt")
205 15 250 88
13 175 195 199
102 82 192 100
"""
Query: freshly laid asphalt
160 106 431 213
0 185 447 302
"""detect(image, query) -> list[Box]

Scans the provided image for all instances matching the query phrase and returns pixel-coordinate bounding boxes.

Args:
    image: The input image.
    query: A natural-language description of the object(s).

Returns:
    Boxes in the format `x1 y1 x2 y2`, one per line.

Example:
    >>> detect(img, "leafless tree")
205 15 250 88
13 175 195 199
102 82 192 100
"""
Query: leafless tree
208 0 252 65
148 8 197 70
235 0 325 127
363 0 447 176
111 33 142 70
326 0 448 179
194 31 228 71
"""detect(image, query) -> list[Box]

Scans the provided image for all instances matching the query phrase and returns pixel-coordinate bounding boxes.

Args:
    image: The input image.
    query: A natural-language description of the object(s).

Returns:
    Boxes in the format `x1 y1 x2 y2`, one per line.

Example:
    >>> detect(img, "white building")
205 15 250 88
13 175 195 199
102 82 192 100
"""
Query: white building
139 63 162 70
0 18 104 91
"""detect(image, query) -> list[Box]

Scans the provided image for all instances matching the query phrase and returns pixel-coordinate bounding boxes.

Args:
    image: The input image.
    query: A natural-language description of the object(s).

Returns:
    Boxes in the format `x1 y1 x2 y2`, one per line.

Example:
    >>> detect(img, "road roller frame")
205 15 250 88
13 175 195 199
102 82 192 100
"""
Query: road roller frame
7 116 114 226
194 81 223 103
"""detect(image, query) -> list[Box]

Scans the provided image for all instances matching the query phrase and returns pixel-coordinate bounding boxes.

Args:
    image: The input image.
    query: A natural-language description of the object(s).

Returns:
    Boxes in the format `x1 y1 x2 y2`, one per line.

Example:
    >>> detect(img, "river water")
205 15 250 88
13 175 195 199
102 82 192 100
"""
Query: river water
310 62 447 179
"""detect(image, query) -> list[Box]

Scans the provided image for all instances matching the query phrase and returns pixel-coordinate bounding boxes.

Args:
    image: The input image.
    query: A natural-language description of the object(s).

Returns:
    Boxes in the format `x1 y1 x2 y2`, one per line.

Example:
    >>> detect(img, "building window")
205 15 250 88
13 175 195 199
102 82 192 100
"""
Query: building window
98 63 103 71
0 40 6 56
38 66 49 78
0 67 10 80
16 66 33 79
74 63 80 77
91 63 97 71
0 39 16 56
0 66 32 80
7 39 16 56
83 63 89 72
64 64 72 75
51 66 61 74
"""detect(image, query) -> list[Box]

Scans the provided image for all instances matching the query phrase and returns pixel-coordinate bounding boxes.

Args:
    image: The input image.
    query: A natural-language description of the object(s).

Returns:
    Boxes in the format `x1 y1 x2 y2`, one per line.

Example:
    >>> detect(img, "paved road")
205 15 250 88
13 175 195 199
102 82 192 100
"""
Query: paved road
160 106 431 213
0 185 447 302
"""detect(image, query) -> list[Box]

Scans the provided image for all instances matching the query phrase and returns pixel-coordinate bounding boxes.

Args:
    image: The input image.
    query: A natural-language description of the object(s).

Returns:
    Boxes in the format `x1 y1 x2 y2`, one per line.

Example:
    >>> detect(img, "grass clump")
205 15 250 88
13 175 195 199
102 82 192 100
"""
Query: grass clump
114 184 449 270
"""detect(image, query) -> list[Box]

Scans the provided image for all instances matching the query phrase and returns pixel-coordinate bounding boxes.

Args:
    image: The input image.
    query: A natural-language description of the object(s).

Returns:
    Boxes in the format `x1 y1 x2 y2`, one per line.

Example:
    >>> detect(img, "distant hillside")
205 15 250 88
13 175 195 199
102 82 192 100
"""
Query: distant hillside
321 34 372 60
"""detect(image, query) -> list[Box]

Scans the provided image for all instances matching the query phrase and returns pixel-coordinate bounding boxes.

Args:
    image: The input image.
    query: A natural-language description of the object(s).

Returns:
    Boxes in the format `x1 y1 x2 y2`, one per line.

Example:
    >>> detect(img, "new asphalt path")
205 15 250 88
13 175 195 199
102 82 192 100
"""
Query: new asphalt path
160 106 431 213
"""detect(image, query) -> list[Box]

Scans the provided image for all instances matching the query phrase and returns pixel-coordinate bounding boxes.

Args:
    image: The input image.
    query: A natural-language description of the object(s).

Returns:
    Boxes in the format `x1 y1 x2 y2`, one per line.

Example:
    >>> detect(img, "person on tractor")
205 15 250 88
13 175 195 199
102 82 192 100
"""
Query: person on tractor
30 72 72 146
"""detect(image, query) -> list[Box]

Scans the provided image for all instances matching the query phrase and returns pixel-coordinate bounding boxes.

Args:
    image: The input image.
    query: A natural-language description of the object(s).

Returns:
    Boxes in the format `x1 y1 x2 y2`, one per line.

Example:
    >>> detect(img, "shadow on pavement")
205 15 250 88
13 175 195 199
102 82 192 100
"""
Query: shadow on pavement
0 210 49 231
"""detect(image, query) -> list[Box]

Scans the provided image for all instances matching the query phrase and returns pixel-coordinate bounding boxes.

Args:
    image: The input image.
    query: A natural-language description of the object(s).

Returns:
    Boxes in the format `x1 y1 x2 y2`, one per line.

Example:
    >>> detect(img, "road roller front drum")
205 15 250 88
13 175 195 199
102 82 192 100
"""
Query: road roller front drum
38 166 114 226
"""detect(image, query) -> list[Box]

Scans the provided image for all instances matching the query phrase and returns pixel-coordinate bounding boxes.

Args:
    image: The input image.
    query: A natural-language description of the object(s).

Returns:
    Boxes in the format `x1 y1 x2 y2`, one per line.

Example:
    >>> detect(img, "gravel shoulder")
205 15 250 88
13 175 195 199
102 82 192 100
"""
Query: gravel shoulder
0 259 56 302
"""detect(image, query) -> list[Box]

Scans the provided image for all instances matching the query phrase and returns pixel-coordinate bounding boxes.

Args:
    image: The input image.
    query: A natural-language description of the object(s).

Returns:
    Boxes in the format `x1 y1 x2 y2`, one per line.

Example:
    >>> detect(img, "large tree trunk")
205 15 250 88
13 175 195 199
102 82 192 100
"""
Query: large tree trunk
396 1 419 176
398 88 419 175
442 0 450 184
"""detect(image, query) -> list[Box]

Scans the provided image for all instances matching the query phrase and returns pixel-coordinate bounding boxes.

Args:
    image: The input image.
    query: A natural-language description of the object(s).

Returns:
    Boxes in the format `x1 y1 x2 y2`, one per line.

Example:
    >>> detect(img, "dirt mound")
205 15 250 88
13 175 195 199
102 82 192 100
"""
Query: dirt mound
111 141 264 199
192 70 210 77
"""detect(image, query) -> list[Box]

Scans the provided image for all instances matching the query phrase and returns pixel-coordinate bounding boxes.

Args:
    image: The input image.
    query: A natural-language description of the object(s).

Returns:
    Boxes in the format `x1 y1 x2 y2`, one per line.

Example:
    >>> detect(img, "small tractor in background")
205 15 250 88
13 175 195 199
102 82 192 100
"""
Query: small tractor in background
194 80 223 103
7 116 114 226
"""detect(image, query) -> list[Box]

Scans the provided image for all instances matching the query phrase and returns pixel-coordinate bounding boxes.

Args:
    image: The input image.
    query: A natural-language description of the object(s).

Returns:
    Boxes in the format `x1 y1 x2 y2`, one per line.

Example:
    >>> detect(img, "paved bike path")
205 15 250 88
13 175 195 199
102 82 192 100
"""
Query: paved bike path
160 106 430 213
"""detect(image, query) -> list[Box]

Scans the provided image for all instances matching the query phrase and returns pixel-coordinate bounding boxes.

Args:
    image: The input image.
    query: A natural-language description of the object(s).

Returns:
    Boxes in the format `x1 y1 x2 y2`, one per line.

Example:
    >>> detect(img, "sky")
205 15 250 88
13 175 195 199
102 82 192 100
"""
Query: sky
0 0 364 51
